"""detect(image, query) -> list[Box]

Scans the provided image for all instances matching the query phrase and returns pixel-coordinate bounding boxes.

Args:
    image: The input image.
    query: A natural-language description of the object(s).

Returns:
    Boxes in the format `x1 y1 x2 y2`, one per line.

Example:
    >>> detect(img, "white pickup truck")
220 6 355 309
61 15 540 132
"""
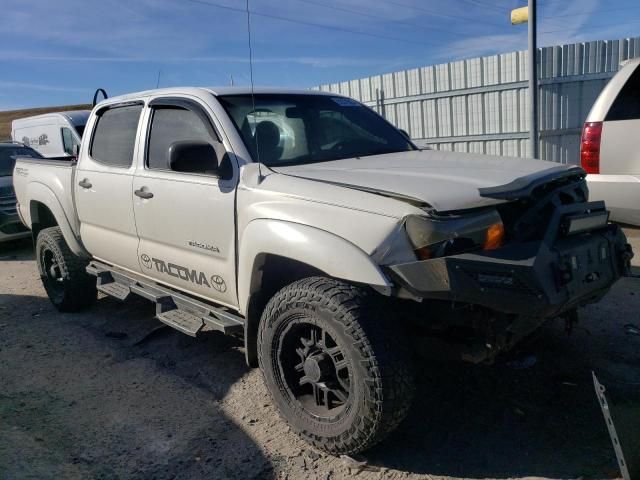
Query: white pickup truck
13 87 633 455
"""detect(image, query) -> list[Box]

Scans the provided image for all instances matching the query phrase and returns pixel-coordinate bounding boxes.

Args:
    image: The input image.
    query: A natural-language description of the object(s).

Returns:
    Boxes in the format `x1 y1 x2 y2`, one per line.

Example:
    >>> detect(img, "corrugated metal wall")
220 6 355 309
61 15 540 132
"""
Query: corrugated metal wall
315 37 640 164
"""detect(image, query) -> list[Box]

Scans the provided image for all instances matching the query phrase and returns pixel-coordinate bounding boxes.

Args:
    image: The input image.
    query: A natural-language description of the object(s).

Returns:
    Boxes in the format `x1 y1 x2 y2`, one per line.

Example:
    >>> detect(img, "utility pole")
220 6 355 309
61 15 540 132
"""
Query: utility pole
528 0 538 159
511 0 538 159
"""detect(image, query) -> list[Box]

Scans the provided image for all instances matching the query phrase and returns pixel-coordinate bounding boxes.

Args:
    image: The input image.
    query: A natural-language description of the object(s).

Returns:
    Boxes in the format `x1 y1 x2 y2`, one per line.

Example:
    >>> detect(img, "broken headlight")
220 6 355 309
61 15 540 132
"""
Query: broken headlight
405 209 504 260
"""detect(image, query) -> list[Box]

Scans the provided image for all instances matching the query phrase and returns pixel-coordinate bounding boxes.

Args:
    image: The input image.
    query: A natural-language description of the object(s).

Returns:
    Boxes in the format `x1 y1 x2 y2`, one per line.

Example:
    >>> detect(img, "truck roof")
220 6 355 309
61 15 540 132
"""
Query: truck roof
96 86 340 107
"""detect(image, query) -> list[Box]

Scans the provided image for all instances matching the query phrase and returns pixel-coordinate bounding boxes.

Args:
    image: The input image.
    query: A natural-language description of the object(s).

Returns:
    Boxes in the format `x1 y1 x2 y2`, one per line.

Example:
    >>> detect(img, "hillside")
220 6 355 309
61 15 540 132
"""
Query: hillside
0 104 91 141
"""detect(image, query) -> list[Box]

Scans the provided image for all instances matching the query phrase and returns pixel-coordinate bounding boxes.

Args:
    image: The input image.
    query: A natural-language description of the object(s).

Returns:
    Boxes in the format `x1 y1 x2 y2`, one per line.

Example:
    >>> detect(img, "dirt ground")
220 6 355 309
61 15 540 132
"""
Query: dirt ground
1 230 639 480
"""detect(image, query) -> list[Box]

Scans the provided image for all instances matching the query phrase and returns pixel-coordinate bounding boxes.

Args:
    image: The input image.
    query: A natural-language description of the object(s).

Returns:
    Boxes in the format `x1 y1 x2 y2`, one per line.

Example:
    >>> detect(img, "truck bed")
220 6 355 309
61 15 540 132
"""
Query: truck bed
13 156 80 238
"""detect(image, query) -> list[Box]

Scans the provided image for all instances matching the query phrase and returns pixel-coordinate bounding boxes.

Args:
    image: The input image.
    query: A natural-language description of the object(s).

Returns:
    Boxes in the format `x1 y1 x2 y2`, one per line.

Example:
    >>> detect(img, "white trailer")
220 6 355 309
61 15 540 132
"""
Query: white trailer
11 110 90 159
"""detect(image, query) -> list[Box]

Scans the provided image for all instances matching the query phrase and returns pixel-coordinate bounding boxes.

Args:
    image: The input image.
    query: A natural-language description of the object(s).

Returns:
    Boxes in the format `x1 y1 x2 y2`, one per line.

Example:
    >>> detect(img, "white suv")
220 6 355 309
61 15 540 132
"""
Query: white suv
582 58 640 226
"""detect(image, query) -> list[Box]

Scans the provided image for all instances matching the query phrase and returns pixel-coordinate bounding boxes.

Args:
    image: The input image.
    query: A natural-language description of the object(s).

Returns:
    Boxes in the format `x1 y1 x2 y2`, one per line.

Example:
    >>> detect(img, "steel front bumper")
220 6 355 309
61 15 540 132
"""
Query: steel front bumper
387 224 632 318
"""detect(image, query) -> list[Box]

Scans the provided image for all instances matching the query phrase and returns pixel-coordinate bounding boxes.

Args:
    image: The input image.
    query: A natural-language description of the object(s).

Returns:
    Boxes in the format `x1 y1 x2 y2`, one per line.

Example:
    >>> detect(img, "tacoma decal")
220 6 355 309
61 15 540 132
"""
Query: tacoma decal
188 240 220 253
140 254 225 291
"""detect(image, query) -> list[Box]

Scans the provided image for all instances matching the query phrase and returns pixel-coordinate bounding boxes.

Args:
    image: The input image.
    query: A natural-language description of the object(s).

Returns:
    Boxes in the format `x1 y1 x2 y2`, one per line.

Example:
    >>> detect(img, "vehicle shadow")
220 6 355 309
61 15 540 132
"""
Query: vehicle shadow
365 287 640 479
3 242 638 479
0 292 274 480
0 237 33 260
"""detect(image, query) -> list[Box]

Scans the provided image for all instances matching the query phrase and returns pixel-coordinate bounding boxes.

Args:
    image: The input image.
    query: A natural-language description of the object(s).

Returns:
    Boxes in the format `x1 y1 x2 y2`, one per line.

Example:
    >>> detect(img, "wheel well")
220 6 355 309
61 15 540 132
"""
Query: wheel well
244 254 324 367
30 201 58 241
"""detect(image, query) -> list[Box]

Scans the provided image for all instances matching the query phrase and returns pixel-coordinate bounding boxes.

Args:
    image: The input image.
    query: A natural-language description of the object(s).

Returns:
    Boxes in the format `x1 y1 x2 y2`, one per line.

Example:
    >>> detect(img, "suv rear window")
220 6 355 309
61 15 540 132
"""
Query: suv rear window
606 65 640 122
90 104 143 167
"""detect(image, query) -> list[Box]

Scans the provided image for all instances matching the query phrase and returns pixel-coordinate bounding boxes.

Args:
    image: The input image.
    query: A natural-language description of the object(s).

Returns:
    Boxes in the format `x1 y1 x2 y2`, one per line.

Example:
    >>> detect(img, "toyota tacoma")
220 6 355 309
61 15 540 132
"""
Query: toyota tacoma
13 87 633 455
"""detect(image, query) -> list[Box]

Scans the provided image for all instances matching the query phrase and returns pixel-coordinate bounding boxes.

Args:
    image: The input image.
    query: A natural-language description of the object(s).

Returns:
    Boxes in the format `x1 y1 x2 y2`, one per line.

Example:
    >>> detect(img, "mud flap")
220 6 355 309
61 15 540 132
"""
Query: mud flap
593 372 640 480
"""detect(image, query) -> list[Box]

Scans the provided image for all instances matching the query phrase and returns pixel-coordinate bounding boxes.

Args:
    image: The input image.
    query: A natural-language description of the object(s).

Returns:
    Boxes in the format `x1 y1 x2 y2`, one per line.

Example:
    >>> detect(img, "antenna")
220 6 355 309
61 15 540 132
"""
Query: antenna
230 74 234 86
92 88 108 107
156 69 162 88
245 0 264 183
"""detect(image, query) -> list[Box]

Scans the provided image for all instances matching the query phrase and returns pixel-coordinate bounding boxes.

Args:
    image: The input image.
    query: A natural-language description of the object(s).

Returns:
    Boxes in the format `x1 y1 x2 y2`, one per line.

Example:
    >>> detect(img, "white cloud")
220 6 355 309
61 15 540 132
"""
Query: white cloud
0 53 386 69
0 81 90 93
435 32 527 62
431 0 605 62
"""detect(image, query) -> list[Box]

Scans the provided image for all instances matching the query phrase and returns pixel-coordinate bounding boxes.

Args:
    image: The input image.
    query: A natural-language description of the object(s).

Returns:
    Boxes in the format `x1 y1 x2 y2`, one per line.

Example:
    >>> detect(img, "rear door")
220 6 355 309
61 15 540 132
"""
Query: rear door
75 102 144 273
132 96 238 308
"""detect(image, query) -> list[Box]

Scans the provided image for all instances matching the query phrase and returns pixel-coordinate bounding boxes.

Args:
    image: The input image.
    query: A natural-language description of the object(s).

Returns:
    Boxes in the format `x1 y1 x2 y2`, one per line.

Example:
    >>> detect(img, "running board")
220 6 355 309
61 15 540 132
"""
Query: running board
86 261 244 338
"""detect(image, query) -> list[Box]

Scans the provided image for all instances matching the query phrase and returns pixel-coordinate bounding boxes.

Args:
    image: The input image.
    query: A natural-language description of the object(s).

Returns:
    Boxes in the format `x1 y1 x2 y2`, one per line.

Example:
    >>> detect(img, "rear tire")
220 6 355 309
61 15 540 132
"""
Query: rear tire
258 277 414 455
36 226 96 312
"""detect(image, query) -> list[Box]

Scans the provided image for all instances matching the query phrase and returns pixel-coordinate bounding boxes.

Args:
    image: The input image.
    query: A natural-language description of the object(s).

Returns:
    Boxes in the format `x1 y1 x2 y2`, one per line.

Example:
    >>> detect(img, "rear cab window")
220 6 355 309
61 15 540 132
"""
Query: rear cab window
606 65 640 121
90 104 143 168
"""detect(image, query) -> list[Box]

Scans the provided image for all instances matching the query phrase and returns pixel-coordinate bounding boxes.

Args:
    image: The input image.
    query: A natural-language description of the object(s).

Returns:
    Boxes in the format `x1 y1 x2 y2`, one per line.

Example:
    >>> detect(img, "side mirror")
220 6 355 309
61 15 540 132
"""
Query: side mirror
168 140 218 175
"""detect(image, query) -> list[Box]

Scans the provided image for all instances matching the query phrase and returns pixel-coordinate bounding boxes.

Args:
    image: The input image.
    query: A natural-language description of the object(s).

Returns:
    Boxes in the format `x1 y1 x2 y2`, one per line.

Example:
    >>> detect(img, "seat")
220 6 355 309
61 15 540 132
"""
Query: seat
254 121 283 164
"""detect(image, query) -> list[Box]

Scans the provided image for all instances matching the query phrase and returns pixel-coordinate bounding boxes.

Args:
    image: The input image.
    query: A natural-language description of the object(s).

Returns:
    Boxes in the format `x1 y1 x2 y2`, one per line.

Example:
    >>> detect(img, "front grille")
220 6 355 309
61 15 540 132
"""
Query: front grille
0 185 14 196
0 193 18 215
497 175 588 243
0 222 28 234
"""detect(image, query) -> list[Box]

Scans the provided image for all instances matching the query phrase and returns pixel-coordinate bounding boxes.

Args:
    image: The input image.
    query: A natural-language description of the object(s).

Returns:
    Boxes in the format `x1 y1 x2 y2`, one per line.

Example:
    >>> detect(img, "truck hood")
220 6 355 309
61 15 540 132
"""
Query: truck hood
272 150 581 212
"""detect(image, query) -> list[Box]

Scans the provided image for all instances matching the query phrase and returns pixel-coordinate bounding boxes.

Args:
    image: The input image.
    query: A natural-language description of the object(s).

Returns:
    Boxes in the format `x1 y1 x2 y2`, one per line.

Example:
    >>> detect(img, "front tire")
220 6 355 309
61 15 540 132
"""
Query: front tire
36 226 96 312
258 277 414 455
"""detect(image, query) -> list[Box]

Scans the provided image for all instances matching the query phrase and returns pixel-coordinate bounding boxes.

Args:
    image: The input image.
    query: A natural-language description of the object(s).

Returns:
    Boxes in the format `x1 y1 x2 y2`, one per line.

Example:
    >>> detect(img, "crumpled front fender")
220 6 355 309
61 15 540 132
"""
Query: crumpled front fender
237 219 392 315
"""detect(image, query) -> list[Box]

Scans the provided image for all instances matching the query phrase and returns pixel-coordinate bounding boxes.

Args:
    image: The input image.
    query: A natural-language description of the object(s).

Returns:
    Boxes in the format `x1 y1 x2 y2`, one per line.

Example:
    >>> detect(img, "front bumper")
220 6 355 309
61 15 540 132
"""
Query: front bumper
388 223 632 318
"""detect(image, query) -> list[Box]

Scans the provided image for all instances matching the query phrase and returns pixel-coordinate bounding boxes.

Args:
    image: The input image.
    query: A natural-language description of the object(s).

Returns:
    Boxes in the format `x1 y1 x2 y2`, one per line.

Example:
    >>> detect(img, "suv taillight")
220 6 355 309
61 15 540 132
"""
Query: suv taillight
580 122 602 174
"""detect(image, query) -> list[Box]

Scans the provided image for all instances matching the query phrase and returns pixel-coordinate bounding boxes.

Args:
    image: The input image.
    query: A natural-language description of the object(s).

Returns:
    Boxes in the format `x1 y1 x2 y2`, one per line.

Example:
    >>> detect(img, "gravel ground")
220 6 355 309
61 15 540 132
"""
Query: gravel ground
1 230 639 480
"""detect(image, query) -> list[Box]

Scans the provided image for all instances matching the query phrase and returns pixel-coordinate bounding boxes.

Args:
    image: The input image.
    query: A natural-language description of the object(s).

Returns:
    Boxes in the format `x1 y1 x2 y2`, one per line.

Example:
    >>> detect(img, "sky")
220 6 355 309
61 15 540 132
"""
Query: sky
0 0 639 110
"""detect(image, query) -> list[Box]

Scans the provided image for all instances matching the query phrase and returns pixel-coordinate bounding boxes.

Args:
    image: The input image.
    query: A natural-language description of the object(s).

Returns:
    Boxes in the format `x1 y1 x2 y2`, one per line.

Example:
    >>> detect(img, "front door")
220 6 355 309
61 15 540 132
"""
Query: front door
132 97 238 308
75 103 144 273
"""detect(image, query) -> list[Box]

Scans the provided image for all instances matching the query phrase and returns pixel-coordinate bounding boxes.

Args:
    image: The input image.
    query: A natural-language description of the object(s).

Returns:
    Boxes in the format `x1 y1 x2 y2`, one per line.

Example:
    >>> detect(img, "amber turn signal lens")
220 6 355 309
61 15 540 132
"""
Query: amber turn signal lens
483 222 505 250
415 246 433 260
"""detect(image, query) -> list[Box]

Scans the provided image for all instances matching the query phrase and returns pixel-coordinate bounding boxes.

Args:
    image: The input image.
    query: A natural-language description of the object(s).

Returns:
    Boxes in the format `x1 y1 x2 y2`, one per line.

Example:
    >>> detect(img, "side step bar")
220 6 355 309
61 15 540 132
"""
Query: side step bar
86 261 244 337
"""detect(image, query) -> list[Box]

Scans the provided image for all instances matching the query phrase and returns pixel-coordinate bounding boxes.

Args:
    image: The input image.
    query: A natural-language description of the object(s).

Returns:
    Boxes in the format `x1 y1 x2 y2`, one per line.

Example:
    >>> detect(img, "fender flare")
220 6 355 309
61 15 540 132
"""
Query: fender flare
26 182 88 258
237 219 392 315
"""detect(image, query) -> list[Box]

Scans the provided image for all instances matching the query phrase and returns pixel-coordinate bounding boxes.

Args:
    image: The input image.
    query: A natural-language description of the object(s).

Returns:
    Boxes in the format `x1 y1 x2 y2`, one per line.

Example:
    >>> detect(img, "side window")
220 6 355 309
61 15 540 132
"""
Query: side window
147 105 222 174
61 127 76 155
90 104 143 167
606 66 640 122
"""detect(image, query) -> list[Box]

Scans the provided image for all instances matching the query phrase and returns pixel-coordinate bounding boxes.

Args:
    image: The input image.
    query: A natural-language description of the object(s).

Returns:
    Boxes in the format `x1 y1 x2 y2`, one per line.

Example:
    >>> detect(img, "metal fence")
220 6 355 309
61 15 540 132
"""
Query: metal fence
315 37 640 164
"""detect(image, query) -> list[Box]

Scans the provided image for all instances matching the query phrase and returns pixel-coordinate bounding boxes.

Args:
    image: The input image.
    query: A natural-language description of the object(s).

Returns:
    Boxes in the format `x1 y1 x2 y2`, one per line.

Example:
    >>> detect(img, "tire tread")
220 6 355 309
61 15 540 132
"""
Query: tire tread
258 276 414 455
36 226 96 312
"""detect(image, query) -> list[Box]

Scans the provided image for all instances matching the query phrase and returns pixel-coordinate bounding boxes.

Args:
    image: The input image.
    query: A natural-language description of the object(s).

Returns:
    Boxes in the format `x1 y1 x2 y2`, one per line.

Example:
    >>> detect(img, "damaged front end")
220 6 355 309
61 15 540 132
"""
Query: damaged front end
385 167 633 363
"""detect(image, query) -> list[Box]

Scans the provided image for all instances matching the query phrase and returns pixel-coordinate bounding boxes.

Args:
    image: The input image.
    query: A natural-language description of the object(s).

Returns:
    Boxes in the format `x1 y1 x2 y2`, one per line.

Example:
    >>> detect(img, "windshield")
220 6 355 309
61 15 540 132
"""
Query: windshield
218 94 415 166
74 124 86 138
0 146 42 176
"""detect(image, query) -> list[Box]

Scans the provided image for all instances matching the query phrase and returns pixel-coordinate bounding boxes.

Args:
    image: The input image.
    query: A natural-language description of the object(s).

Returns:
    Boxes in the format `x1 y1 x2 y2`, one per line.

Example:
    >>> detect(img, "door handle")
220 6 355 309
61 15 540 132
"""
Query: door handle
78 178 92 189
134 188 154 199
